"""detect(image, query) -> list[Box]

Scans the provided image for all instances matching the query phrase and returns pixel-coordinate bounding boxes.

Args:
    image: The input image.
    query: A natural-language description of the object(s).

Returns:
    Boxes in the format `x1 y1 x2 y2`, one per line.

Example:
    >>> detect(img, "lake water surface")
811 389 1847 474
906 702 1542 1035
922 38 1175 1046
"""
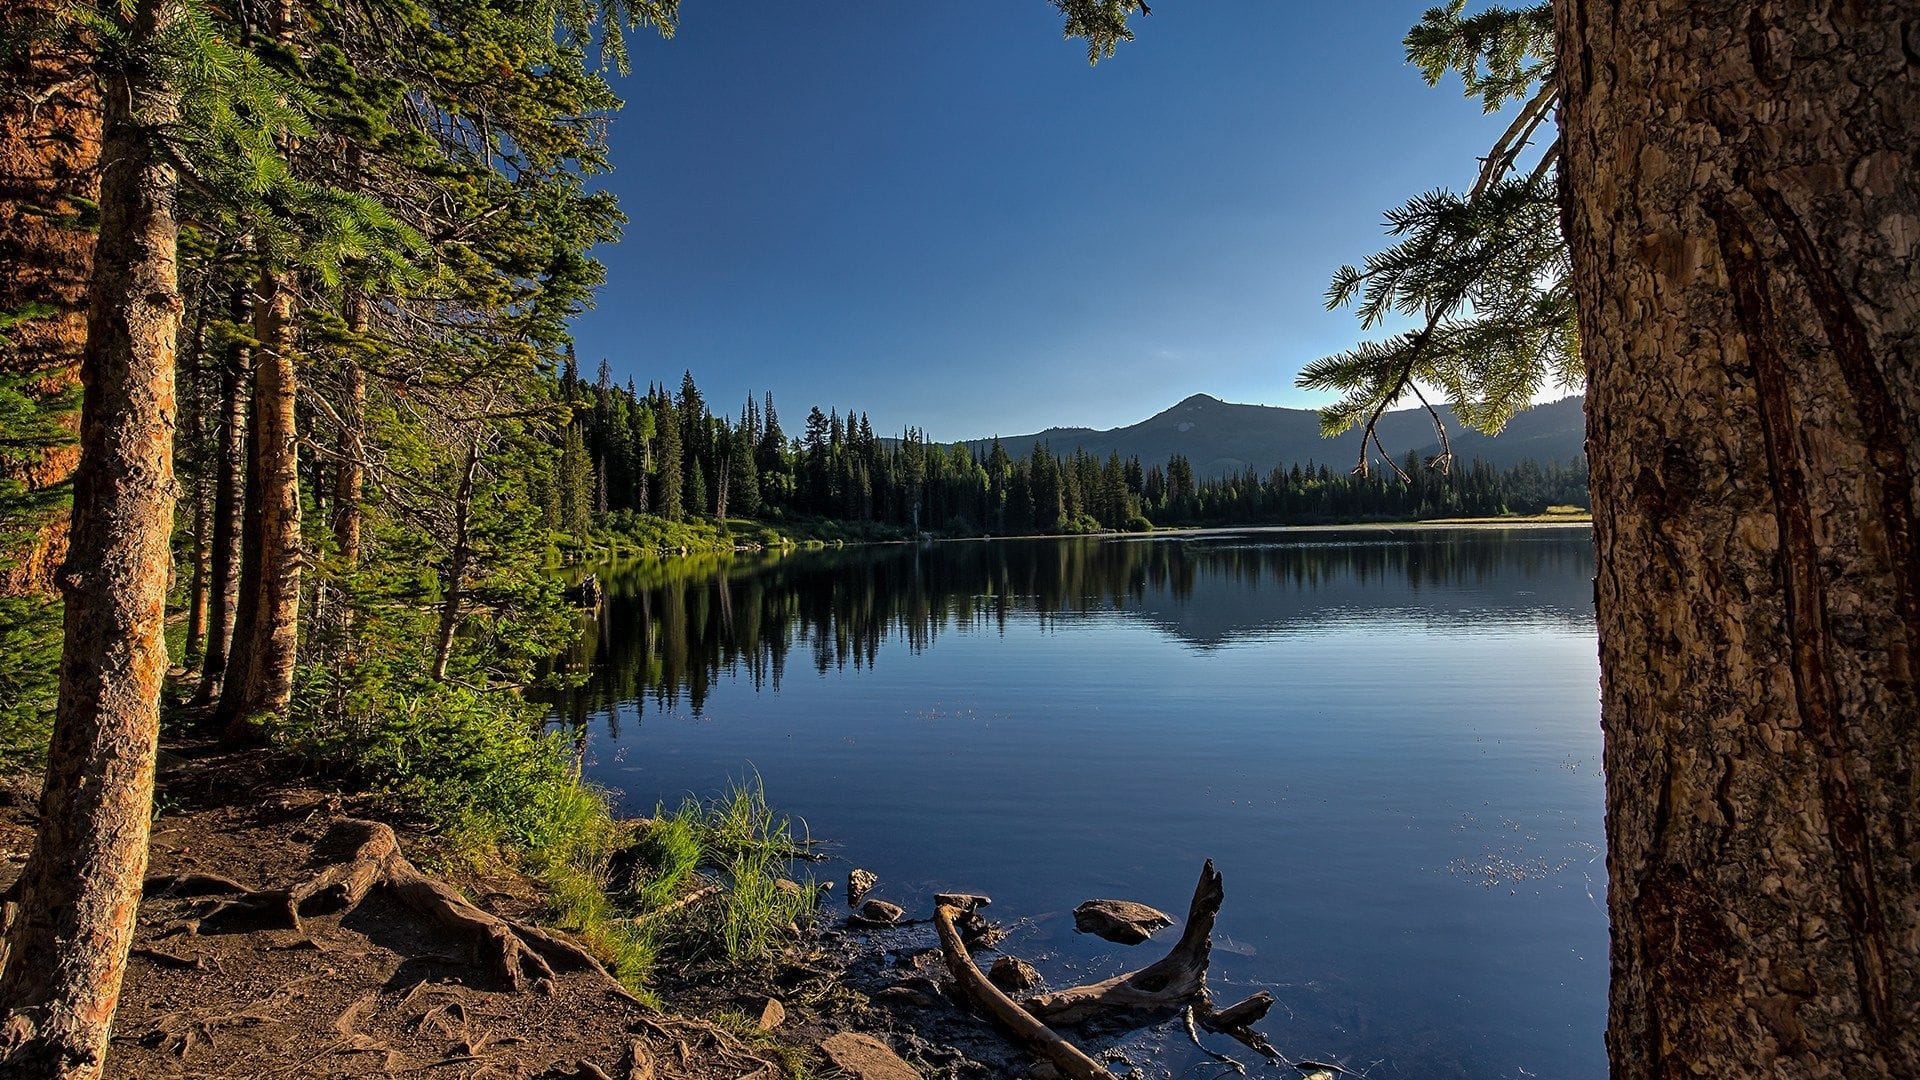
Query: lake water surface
545 527 1606 1079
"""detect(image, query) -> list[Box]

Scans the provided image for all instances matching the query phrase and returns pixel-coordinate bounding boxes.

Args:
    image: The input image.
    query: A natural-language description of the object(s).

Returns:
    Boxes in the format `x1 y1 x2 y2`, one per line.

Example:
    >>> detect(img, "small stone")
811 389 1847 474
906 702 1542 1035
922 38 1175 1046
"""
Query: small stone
774 878 804 896
819 1032 922 1079
1073 898 1174 944
987 955 1042 993
757 997 786 1030
847 868 879 907
857 899 905 924
875 980 942 1008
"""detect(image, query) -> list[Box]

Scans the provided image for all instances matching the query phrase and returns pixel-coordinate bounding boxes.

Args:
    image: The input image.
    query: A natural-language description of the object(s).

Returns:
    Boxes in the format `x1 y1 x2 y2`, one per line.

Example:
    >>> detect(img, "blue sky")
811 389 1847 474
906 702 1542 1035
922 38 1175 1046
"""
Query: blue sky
576 2 1512 442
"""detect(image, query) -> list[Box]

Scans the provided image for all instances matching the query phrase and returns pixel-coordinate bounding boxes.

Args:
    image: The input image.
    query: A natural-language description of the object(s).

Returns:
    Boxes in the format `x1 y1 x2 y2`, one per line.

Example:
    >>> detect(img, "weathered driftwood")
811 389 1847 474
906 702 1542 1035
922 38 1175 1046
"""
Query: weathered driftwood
1196 992 1283 1062
1021 860 1223 1025
931 897 1118 1080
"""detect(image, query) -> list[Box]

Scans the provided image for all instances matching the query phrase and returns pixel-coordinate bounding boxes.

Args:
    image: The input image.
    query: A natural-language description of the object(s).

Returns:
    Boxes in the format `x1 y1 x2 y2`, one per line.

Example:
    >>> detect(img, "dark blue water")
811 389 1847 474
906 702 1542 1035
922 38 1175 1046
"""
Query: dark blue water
547 527 1606 1078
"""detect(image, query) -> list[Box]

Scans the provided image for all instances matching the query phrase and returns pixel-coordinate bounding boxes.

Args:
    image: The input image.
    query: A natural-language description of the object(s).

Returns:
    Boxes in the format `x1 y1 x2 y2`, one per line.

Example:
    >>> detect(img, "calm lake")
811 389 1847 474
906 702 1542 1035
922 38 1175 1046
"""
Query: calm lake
545 527 1606 1079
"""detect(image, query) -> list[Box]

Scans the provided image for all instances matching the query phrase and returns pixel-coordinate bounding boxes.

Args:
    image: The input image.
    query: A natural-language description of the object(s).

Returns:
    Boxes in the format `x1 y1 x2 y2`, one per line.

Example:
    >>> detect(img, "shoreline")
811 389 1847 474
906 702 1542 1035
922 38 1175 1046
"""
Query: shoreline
583 513 1595 562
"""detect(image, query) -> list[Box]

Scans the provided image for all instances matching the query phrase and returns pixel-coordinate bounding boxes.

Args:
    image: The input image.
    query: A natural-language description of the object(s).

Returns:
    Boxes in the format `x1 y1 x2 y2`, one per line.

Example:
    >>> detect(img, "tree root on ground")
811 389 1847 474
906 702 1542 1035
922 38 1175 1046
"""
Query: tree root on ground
164 819 627 997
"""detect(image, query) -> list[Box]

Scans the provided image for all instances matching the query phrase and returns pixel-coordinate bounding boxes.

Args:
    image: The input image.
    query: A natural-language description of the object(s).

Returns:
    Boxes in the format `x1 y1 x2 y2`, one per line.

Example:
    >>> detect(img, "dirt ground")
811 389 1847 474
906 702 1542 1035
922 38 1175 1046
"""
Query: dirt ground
1 741 1203 1079
0 744 824 1079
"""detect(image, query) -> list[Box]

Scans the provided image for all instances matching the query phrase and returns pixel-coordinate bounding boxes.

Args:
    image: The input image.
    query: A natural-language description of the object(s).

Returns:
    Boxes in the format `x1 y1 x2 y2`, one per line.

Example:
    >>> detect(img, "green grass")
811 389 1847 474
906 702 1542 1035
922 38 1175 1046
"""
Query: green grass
626 777 819 968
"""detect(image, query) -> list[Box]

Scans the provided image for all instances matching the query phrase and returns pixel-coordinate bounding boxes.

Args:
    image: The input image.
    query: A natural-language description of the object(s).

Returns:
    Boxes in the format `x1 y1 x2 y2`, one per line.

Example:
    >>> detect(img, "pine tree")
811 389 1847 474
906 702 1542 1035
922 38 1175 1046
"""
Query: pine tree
654 403 683 520
728 416 759 519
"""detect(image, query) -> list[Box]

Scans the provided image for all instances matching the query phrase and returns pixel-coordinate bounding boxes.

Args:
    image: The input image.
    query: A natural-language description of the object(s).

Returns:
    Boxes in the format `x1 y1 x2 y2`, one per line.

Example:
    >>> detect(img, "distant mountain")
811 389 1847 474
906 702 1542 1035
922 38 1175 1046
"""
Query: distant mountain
959 393 1586 478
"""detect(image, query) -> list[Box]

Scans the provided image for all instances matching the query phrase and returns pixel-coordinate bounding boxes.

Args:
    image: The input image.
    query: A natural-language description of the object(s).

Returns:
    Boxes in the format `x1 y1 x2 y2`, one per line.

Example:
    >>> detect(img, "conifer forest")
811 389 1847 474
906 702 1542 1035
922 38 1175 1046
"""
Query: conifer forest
1 2 1915 1079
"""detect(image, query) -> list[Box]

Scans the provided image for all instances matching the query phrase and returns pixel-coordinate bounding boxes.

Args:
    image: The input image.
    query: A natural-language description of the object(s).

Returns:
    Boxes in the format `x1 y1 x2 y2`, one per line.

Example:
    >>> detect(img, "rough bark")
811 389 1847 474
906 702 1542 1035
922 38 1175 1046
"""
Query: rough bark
1554 1 1920 1076
0 0 98 595
216 264 300 737
192 284 250 707
178 290 212 664
0 5 181 1074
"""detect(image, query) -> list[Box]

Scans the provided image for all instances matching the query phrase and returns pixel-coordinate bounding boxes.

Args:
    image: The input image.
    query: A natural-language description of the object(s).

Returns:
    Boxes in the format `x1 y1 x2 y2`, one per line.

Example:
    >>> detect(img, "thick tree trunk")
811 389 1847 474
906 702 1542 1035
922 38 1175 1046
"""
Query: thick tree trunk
1555 2 1919 1076
192 285 250 707
216 266 301 737
0 5 181 1074
0 0 98 596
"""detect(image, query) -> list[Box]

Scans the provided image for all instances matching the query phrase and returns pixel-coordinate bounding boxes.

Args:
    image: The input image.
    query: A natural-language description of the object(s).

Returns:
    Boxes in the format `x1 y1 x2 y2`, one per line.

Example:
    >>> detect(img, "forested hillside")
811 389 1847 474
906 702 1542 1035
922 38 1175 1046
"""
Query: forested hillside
561 366 1589 539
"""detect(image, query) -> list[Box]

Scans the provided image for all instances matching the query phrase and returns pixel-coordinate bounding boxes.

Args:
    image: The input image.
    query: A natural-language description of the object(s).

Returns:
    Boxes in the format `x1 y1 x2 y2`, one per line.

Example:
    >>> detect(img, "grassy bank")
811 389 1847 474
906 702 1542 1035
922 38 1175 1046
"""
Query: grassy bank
573 511 911 560
258 684 819 1001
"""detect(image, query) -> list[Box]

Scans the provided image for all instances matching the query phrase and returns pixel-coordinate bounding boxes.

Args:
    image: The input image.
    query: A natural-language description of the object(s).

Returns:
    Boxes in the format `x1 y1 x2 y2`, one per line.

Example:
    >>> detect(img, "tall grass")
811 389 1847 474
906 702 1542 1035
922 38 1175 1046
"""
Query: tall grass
630 777 818 967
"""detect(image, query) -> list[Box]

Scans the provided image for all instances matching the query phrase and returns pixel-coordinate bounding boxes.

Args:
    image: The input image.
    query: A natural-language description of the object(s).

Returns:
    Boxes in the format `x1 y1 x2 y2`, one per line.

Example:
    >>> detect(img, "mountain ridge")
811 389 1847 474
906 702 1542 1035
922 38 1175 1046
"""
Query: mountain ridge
956 393 1586 478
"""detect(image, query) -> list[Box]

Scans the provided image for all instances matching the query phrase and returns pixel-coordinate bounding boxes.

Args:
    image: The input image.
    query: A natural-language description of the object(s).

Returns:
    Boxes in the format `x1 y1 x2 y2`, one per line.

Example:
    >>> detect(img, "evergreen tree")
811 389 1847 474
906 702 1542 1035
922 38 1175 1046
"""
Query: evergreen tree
654 402 683 521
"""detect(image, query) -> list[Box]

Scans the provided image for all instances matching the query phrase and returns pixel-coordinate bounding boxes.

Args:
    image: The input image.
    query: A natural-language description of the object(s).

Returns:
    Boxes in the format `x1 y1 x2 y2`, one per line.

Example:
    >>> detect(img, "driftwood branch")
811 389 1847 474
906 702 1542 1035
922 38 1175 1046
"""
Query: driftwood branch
1021 860 1223 1025
931 897 1118 1080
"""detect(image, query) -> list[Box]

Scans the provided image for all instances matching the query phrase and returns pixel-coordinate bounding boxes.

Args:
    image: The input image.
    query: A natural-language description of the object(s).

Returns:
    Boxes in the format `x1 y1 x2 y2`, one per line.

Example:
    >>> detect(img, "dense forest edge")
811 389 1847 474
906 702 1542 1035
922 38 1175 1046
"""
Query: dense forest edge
556 363 1592 560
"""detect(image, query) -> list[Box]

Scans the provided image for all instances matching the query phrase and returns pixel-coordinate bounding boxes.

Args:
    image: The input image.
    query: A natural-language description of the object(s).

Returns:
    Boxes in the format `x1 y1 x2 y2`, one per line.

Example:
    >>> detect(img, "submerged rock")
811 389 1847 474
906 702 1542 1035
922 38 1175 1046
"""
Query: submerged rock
820 1032 922 1079
987 955 1042 993
1073 898 1174 944
857 899 905 924
848 868 879 907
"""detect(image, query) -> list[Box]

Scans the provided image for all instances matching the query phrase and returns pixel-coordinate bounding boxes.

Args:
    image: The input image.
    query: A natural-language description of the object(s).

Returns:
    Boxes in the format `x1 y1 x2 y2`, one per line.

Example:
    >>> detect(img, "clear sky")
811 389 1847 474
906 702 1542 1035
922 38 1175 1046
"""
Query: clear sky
575 1 1511 443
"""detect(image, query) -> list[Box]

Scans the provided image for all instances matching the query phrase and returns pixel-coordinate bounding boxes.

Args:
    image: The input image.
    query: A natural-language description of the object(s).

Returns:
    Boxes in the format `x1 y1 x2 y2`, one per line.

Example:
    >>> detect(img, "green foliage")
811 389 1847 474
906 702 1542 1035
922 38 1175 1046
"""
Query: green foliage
0 595 60 770
1051 0 1151 65
1405 0 1555 110
0 305 74 769
1307 1 1572 475
625 778 818 967
275 681 589 850
1303 178 1575 440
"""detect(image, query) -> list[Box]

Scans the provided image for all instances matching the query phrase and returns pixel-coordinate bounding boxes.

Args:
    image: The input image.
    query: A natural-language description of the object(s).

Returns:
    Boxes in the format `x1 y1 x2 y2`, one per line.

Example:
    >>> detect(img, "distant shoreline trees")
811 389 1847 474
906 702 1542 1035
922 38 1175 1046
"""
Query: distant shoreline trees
554 368 1588 538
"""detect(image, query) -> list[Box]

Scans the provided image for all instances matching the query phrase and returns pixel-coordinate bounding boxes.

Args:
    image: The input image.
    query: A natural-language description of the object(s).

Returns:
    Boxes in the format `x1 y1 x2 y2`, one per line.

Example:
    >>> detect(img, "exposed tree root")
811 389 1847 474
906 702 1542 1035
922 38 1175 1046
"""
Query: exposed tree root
187 819 627 997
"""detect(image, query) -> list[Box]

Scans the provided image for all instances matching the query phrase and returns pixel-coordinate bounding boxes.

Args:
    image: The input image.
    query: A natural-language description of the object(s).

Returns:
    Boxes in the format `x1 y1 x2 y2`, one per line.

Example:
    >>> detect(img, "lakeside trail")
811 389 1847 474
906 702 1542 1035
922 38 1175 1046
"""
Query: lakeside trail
0 743 961 1080
0 742 1220 1080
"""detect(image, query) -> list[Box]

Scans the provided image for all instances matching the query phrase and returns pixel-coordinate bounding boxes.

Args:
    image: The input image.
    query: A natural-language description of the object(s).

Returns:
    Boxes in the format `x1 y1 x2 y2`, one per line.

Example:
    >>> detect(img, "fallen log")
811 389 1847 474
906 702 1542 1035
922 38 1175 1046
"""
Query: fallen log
931 897 1117 1080
1021 860 1223 1026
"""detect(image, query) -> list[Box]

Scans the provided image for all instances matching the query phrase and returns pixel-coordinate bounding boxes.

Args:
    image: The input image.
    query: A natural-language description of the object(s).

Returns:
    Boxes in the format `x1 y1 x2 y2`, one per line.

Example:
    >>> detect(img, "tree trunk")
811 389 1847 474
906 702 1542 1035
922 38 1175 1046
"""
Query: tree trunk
0 0 99 596
216 264 301 738
1554 2 1920 1076
0 4 181 1074
192 283 250 707
430 433 483 682
178 288 212 665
